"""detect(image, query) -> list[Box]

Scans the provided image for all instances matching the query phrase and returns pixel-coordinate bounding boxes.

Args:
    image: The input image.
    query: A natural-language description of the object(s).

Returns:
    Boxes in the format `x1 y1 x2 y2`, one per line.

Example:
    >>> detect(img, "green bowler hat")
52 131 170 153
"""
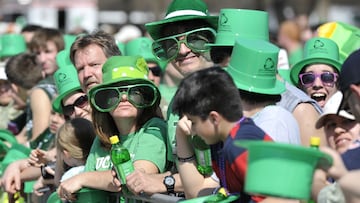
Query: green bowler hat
125 37 167 70
236 141 332 200
226 38 285 95
145 0 218 40
89 56 160 102
209 9 269 47
0 34 26 58
291 37 342 85
52 50 81 113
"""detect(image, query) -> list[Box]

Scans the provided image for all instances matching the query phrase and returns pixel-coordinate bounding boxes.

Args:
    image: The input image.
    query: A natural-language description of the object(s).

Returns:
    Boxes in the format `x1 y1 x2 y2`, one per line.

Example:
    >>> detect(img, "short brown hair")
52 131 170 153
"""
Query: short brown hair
29 27 64 53
69 30 121 65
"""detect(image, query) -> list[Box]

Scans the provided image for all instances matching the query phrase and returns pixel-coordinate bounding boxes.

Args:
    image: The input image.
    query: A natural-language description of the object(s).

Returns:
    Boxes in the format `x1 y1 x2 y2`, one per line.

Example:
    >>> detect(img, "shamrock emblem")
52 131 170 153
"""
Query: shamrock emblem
58 73 67 83
313 40 324 49
264 58 275 70
220 13 228 26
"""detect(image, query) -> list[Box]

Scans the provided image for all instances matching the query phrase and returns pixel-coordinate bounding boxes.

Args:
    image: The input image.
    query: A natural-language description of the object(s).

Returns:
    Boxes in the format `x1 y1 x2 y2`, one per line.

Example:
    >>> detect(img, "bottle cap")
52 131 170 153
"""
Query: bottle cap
109 135 120 144
310 136 320 147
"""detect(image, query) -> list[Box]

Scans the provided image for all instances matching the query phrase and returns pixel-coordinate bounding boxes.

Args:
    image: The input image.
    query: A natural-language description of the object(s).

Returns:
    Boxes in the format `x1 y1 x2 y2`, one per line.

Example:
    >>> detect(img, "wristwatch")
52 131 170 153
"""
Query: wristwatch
163 175 175 194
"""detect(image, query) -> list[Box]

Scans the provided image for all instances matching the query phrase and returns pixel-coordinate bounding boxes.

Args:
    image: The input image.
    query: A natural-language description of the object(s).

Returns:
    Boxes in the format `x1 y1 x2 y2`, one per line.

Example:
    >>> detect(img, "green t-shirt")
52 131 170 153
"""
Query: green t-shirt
85 117 168 173
166 99 179 163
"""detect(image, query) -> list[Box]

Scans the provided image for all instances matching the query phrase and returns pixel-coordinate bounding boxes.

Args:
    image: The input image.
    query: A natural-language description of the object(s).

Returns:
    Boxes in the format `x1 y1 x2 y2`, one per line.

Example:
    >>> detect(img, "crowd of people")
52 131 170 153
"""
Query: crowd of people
0 0 359 202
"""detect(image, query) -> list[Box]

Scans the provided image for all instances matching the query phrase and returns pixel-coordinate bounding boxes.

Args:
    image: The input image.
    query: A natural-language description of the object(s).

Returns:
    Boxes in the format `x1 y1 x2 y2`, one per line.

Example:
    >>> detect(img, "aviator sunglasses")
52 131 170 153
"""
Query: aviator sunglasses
91 84 158 112
62 95 88 117
299 72 338 88
152 27 216 62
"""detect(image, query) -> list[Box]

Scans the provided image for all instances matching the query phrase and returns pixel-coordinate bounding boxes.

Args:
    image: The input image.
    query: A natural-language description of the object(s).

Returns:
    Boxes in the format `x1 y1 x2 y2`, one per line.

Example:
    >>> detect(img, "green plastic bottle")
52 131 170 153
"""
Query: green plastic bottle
310 136 320 149
110 135 134 185
192 135 213 176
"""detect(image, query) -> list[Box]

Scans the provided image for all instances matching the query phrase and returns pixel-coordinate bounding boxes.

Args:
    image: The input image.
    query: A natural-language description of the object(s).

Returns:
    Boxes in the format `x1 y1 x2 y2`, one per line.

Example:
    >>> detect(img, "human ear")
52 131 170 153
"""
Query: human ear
350 84 360 101
209 111 220 125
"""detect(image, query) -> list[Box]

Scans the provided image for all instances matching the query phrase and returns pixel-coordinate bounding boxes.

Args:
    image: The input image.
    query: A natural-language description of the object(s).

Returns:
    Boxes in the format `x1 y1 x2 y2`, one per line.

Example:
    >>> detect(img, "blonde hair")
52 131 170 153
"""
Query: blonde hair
279 20 301 42
54 118 95 186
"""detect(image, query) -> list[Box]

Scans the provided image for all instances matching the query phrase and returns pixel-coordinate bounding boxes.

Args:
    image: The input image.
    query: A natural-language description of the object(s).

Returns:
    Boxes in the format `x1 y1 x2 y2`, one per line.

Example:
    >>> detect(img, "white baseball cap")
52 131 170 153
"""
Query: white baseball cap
316 91 355 129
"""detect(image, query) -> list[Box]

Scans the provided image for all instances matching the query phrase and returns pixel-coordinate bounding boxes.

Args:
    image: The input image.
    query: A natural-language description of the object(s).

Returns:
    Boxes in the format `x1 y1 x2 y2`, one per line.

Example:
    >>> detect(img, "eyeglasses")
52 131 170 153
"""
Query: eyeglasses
152 27 216 61
299 72 338 88
62 95 88 117
149 66 162 77
91 84 158 112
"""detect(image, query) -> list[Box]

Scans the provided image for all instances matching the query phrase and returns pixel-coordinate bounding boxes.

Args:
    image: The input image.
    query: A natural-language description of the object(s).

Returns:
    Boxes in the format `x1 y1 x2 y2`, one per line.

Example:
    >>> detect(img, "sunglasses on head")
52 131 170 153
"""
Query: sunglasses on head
62 95 88 117
299 72 338 88
149 66 162 77
91 84 158 112
152 27 216 62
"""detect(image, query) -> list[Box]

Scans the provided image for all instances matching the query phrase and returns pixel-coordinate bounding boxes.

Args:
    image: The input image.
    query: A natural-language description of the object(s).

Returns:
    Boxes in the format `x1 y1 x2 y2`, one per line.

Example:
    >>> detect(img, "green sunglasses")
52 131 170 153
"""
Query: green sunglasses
91 84 158 112
152 27 216 62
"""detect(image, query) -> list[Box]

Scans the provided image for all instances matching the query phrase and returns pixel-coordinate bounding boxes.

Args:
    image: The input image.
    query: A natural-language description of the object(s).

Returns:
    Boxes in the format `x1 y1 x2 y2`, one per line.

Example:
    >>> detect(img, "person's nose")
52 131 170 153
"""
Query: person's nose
334 125 345 135
38 52 46 63
120 92 128 102
312 75 323 87
83 66 93 78
178 37 191 55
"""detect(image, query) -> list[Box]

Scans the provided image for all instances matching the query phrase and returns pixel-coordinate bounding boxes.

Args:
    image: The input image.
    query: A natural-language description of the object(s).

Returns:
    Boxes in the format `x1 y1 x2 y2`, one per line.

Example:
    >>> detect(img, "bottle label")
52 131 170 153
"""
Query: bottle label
195 148 213 175
116 160 135 184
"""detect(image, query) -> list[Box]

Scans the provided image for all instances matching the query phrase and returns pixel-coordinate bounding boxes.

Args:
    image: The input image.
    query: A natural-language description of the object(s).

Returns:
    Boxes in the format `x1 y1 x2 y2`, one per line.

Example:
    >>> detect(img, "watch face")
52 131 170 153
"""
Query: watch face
165 176 175 185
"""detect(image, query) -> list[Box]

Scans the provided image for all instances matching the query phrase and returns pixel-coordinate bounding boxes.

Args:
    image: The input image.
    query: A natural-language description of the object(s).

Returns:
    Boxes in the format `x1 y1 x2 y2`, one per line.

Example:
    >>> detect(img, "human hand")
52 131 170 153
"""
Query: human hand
28 149 48 167
176 115 193 138
1 161 22 194
57 176 82 202
319 147 348 180
33 177 47 196
126 170 164 195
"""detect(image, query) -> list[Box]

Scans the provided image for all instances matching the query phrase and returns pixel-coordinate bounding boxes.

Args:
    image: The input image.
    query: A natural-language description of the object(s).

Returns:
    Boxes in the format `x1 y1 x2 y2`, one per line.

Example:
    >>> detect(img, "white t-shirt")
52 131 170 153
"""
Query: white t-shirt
252 105 301 145
60 166 85 182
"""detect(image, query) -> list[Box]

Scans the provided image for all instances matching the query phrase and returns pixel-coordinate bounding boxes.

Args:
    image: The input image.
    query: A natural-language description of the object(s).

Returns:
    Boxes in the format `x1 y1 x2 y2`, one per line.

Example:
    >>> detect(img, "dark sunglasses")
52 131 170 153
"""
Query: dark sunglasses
299 72 338 88
62 95 88 117
149 66 162 77
152 27 216 62
91 84 158 112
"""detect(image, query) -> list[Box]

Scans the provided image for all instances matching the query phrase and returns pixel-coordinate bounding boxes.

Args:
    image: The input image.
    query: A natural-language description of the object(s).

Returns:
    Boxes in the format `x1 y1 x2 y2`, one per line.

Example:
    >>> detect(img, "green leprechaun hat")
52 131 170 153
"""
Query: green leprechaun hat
88 55 161 105
290 37 342 85
145 0 218 40
209 8 269 47
52 50 82 113
226 38 285 95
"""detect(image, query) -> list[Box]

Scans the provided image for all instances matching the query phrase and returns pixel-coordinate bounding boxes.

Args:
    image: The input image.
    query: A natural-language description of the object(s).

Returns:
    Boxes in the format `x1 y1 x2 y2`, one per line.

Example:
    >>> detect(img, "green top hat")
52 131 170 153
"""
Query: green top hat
209 9 269 47
52 50 82 113
0 34 26 58
318 21 360 63
125 37 167 70
145 0 218 40
226 38 285 95
236 141 332 200
89 56 161 103
290 37 342 85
